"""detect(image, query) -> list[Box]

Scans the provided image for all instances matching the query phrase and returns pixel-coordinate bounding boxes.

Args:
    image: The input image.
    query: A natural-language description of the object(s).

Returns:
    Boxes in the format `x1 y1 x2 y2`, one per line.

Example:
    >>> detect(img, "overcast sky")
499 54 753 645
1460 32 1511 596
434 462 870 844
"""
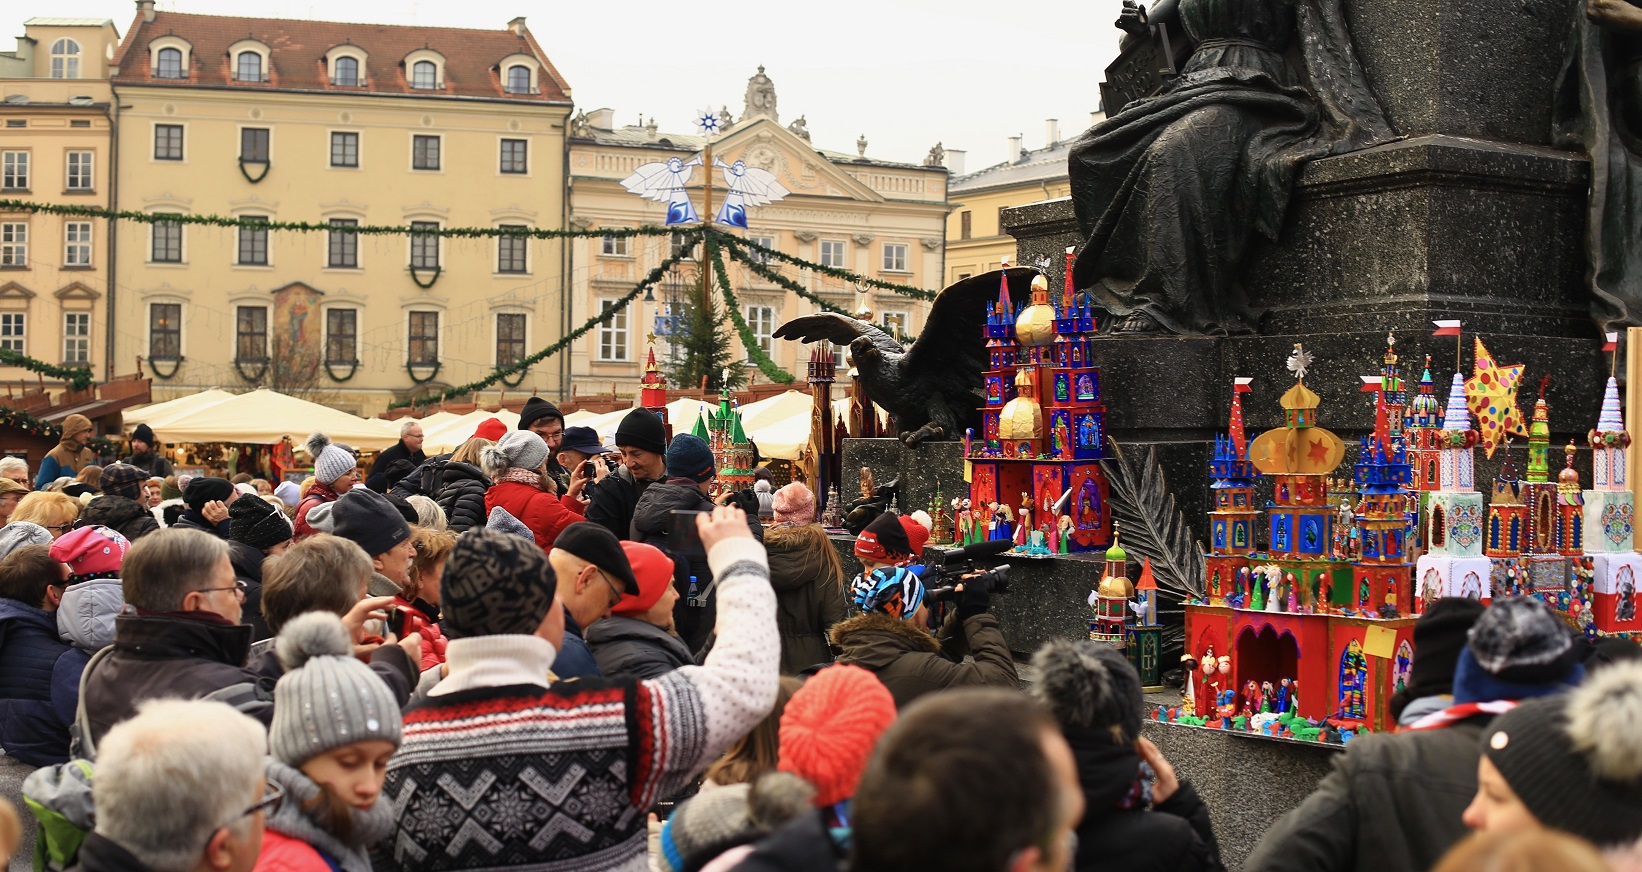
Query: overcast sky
10 0 1123 173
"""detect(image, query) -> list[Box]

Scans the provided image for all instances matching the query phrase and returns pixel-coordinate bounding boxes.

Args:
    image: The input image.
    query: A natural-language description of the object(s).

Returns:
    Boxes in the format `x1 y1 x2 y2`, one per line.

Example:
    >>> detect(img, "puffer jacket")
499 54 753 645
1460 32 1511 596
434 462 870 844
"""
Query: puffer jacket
764 523 846 674
829 610 1019 709
56 577 123 652
391 596 448 670
1066 725 1222 872
485 477 586 551
228 540 272 641
420 459 490 533
584 615 694 680
630 479 763 654
0 598 87 767
293 481 339 540
79 494 161 543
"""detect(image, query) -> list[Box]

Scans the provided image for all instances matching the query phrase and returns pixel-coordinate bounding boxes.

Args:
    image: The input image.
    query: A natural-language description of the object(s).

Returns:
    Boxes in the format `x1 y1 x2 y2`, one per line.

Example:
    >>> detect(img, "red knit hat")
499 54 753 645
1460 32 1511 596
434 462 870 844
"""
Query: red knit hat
472 417 508 442
854 511 910 562
49 525 130 581
899 515 930 558
613 540 675 618
778 665 897 806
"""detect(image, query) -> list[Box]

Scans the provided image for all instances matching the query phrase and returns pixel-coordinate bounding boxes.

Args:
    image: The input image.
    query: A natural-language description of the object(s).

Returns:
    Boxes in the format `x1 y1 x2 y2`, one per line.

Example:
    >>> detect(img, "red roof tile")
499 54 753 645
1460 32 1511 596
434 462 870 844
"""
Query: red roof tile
112 11 570 103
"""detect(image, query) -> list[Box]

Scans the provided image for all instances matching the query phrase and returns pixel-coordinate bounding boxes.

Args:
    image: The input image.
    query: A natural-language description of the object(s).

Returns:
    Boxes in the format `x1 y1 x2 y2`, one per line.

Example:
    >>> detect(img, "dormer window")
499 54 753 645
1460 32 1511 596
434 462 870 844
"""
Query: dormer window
50 39 80 79
411 60 438 89
155 47 184 78
505 65 532 94
235 51 264 82
332 56 360 86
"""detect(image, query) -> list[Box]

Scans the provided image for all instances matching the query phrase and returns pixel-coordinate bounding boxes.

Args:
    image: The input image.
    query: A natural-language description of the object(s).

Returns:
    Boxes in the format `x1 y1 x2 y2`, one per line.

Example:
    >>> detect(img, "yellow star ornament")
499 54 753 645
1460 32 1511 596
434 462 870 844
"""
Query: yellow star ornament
1464 337 1527 458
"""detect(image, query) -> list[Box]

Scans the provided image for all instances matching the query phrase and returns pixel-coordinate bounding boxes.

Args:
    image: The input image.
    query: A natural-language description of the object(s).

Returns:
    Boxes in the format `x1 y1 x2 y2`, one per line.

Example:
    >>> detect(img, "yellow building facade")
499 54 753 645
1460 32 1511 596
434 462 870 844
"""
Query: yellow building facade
944 123 1091 285
109 3 572 414
565 68 949 392
0 18 120 382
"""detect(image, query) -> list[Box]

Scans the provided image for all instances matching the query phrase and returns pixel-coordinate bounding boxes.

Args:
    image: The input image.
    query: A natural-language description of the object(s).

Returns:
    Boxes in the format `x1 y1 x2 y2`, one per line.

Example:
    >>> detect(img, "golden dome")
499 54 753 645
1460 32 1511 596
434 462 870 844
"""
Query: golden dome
1098 572 1133 599
1015 303 1058 347
999 369 1042 441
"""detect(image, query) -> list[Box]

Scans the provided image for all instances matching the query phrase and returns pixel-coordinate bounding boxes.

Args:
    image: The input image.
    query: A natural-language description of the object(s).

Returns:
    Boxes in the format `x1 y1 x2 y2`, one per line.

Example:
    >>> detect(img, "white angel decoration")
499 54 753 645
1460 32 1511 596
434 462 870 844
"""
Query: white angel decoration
619 155 702 226
714 158 790 228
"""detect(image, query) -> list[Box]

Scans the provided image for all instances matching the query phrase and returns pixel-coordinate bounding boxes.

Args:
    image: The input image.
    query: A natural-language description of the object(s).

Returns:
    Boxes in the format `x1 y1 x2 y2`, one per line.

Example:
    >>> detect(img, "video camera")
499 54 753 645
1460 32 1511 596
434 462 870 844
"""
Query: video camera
921 539 1013 612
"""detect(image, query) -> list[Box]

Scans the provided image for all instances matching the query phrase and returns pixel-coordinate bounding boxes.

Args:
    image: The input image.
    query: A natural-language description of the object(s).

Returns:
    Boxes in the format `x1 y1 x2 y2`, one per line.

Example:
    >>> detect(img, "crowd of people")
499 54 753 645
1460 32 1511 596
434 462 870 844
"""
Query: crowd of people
0 400 1638 872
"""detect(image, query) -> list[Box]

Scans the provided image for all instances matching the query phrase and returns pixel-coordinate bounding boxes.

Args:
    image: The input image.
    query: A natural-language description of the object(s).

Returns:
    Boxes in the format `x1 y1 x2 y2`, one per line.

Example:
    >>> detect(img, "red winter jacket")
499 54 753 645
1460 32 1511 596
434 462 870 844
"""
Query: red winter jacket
485 480 586 551
391 596 447 670
292 481 340 541
252 829 333 872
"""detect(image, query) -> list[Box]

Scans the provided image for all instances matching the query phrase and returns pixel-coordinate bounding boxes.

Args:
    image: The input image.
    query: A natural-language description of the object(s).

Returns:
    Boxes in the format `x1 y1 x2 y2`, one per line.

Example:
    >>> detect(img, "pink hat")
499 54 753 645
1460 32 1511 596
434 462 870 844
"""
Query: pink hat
772 482 816 525
49 525 130 581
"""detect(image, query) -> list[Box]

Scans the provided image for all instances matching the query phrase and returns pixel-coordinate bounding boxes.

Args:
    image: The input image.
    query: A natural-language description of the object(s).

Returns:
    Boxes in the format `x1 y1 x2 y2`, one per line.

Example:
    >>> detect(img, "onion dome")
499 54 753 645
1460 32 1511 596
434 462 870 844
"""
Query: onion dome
1408 358 1442 427
1014 274 1058 347
1558 441 1581 493
1098 533 1131 598
999 368 1043 441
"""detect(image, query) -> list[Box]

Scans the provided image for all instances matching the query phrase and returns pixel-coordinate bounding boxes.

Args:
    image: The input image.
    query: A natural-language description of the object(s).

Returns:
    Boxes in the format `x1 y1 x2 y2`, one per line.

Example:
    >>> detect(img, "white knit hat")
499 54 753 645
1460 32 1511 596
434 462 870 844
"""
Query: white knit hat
306 432 356 486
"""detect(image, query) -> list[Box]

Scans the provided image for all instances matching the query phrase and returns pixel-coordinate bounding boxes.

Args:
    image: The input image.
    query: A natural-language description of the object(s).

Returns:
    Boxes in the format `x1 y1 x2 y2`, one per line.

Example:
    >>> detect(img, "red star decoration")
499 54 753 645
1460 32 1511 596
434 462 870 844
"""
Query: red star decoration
1307 436 1331 464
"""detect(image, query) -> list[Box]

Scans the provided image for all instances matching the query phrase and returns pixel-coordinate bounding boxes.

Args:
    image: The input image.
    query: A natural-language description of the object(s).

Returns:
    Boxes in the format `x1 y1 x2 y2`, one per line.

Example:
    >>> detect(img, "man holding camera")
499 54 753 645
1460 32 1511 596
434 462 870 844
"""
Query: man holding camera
832 510 1018 708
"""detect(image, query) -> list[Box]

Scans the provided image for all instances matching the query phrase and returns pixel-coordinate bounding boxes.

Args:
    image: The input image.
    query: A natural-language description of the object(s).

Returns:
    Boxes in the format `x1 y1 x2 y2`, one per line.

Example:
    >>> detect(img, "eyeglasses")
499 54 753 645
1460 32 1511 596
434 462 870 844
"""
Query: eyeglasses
592 569 623 610
238 780 284 820
194 583 247 603
44 523 74 533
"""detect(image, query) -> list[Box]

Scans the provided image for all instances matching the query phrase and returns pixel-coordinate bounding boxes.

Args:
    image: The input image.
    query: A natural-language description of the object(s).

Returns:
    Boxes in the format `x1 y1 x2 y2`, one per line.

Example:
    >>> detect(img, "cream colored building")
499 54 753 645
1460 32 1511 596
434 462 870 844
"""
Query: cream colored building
109 1 572 414
565 68 949 392
0 18 120 382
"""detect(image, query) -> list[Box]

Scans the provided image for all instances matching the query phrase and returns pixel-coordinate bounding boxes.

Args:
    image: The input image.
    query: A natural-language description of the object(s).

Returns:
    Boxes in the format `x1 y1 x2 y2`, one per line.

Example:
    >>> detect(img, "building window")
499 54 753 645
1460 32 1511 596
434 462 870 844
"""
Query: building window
149 303 181 360
497 225 527 273
330 132 358 167
63 312 89 364
327 219 357 268
505 65 533 94
235 51 264 82
151 215 182 263
407 311 439 365
601 233 629 257
0 314 25 353
1 152 28 191
882 310 909 337
50 39 79 79
412 135 440 170
496 313 526 367
64 222 91 266
154 124 183 160
331 56 359 86
155 47 184 78
499 139 527 174
882 242 908 272
747 236 774 265
597 300 629 361
960 210 972 240
240 128 270 164
235 306 268 362
820 239 846 268
744 305 775 357
670 231 695 260
237 216 268 265
411 60 438 89
1 223 26 267
325 308 357 363
66 151 93 190
410 221 439 269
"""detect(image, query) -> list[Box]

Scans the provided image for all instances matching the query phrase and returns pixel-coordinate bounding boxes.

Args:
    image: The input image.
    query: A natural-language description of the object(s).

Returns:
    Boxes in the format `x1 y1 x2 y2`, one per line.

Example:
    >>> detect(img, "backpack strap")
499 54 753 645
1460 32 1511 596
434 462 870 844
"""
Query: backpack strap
68 645 114 763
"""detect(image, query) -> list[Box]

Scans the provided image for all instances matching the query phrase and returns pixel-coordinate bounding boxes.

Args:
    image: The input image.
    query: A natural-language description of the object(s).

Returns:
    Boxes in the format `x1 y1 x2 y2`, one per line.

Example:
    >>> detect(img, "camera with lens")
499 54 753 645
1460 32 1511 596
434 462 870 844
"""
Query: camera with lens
920 539 1013 624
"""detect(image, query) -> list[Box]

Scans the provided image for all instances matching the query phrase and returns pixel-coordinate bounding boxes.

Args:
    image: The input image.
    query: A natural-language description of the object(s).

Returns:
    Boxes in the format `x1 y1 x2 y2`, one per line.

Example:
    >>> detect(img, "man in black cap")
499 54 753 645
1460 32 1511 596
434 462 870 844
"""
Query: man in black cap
519 396 571 490
585 408 669 541
170 477 234 538
330 487 414 599
125 423 173 478
557 425 611 486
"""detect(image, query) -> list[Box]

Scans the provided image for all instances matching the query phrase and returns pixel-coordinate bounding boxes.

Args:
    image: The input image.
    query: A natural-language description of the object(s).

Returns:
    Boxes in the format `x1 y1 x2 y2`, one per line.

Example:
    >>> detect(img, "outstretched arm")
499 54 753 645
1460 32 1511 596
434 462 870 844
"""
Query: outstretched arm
1590 0 1642 30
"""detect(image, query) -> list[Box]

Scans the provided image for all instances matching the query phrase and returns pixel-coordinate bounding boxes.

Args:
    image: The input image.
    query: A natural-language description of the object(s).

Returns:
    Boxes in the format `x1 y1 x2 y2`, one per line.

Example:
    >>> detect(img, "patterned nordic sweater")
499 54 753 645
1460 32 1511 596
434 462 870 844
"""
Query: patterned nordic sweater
378 537 778 872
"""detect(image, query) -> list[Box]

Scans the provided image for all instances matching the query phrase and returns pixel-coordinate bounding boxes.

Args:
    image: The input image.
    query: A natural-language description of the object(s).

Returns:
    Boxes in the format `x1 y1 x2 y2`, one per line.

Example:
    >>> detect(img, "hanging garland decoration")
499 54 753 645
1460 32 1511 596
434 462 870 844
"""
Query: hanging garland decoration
146 356 184 381
726 231 937 301
232 358 270 384
238 159 271 184
719 238 852 317
409 265 442 289
406 360 444 385
498 366 528 388
324 359 359 383
386 230 705 410
0 349 94 392
708 237 795 385
0 404 63 439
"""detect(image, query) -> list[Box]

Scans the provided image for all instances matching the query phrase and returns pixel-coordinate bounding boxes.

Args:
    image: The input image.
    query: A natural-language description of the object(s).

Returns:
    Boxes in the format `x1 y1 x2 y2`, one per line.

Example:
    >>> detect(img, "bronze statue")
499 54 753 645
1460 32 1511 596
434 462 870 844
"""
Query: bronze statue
1555 0 1642 332
1069 0 1393 335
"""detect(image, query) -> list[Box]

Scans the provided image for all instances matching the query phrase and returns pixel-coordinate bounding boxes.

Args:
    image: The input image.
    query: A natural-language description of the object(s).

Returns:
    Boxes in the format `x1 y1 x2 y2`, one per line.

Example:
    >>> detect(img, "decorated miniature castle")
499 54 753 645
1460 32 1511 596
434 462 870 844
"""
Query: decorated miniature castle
693 384 756 494
1413 366 1493 609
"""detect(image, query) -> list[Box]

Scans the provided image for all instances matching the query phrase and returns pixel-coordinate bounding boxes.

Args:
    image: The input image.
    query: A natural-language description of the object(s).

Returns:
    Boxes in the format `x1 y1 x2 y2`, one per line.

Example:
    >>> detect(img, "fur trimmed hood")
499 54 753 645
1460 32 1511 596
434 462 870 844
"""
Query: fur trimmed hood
829 610 941 659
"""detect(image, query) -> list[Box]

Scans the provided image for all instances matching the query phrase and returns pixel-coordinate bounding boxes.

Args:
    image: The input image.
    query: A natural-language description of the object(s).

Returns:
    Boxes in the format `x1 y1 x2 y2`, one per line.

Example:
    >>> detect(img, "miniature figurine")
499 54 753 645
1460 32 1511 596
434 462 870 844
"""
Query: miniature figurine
1015 506 1030 547
1241 680 1262 718
1181 653 1199 713
1276 677 1293 713
1057 513 1074 554
859 467 874 503
1260 680 1276 714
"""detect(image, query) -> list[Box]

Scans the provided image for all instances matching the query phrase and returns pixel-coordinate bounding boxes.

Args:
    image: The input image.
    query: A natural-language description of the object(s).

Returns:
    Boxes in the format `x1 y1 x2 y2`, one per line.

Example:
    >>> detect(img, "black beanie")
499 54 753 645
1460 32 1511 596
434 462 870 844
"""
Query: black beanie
184 477 235 512
331 488 411 558
855 510 911 561
1390 597 1486 719
228 494 293 551
132 423 157 446
615 408 667 455
385 493 419 525
519 397 563 431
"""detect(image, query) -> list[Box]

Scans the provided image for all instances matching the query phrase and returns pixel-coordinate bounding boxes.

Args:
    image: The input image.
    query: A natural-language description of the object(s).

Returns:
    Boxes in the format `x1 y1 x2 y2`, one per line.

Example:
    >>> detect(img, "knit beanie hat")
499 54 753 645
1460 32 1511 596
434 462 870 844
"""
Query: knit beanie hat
385 492 418 525
49 525 128 582
269 612 401 767
441 529 558 639
99 463 147 502
778 665 897 806
485 505 534 541
1454 597 1582 705
0 522 51 560
1482 661 1642 847
228 493 293 551
851 565 925 620
305 432 357 486
900 514 930 558
183 477 234 513
518 397 563 431
658 774 816 872
472 417 508 442
273 480 301 507
131 423 157 447
486 430 550 476
304 502 337 534
330 488 411 559
615 408 667 455
854 510 910 562
612 540 674 618
772 482 816 525
1390 597 1486 719
665 434 716 483
1029 638 1144 743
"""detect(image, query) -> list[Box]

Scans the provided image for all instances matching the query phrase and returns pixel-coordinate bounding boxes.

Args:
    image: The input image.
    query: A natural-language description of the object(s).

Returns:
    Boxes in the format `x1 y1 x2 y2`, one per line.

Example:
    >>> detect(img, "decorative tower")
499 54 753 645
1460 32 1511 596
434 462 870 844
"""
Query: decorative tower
978 266 1020 452
695 383 757 495
639 343 671 439
1521 379 1560 555
1205 378 1260 605
1584 376 1634 553
804 346 839 510
1125 557 1165 691
1351 336 1414 615
1557 442 1585 556
1090 534 1132 646
1486 445 1528 559
1413 370 1491 606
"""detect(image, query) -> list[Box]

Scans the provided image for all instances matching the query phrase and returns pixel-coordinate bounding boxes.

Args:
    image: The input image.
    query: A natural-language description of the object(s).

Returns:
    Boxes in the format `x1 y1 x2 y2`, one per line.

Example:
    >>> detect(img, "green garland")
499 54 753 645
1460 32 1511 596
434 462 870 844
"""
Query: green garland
0 405 62 439
720 238 852 316
709 237 795 385
0 349 94 392
726 231 937 301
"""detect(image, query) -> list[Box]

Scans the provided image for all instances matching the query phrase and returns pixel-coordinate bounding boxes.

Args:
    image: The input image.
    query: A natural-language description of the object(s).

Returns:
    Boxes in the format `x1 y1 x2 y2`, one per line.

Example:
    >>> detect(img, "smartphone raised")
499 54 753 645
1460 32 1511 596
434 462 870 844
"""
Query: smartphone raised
667 508 708 560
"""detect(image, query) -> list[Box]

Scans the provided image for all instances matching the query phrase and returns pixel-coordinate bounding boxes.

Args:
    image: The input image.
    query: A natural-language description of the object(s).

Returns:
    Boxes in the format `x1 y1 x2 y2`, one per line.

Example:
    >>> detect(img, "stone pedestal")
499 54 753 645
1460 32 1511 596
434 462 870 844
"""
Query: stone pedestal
838 437 966 520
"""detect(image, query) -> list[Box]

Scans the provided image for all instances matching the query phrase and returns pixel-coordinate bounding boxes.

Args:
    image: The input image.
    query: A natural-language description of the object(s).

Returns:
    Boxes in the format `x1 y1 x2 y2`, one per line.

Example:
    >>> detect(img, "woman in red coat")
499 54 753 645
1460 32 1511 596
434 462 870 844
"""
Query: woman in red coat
390 527 454 670
482 430 588 551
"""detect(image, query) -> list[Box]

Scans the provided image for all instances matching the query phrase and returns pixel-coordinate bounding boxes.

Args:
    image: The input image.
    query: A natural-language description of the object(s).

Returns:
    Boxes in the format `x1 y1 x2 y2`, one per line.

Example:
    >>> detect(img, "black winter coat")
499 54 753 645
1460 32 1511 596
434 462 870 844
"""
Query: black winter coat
82 613 274 746
421 459 491 533
584 616 694 680
69 833 166 872
764 523 846 674
630 478 761 654
370 440 427 479
1065 726 1222 872
171 510 230 539
124 451 173 478
389 452 449 501
732 809 846 872
249 641 415 706
227 540 271 641
830 610 1019 709
79 494 160 543
583 465 659 542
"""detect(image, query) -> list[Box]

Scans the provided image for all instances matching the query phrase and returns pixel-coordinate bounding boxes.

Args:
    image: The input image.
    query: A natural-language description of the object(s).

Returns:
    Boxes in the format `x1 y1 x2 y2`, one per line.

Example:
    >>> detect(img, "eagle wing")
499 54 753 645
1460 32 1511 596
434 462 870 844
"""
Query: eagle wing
900 267 1039 380
772 313 903 357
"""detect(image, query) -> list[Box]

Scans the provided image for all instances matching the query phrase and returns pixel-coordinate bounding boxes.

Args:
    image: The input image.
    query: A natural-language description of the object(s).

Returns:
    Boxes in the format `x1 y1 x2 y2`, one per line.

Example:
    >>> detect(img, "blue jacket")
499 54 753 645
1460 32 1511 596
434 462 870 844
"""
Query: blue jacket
0 597 89 767
556 611 601 679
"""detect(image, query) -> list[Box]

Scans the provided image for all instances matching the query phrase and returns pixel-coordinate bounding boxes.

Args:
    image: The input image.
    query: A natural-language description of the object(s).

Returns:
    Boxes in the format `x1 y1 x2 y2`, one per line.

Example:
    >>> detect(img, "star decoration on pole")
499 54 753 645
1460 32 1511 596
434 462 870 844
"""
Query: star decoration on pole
695 108 723 136
1464 336 1527 458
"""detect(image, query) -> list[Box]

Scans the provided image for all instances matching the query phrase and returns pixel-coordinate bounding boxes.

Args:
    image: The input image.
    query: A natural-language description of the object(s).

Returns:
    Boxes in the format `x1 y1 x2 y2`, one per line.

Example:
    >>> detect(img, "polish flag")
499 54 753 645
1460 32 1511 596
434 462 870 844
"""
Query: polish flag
1361 376 1382 392
1233 377 1253 393
1604 331 1619 352
1432 320 1462 337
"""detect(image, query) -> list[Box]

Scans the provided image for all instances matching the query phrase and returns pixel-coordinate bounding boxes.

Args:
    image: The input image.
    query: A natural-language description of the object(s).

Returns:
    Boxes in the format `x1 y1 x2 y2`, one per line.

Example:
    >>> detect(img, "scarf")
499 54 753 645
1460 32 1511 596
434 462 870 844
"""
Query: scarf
1405 699 1519 732
498 467 543 488
1062 726 1154 813
263 760 395 872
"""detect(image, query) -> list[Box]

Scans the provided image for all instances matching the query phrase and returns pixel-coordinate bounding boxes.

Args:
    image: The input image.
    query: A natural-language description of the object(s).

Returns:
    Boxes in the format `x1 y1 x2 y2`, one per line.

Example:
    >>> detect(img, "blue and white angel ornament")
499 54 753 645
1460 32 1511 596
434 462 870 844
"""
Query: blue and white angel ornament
620 155 702 226
713 158 790 228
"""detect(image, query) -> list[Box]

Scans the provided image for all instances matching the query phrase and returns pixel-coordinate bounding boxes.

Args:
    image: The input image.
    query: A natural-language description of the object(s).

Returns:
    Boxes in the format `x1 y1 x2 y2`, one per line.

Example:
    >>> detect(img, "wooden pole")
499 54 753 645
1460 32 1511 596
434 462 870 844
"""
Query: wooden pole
700 139 714 311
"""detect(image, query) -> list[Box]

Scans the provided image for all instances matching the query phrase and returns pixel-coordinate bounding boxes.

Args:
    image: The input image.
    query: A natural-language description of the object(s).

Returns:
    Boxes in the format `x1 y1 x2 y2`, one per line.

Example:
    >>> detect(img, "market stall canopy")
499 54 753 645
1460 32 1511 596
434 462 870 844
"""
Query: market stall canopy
562 409 599 427
122 389 239 433
155 389 402 450
420 409 520 454
737 391 812 432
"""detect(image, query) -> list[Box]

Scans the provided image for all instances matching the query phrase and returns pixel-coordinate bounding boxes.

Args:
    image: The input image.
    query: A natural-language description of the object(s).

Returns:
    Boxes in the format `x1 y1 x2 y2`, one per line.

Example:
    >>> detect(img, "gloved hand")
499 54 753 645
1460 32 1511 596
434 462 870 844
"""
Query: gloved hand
955 572 992 619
